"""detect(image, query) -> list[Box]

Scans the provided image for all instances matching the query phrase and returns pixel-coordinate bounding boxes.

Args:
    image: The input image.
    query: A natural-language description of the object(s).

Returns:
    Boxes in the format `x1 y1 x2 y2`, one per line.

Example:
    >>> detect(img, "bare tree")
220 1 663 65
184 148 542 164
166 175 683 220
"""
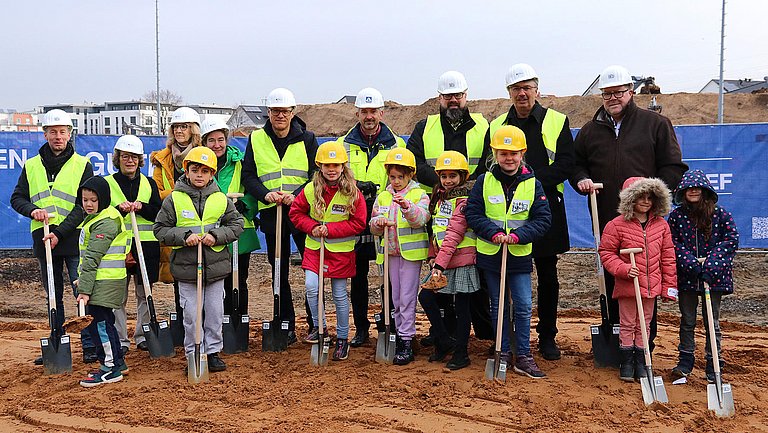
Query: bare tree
143 89 184 105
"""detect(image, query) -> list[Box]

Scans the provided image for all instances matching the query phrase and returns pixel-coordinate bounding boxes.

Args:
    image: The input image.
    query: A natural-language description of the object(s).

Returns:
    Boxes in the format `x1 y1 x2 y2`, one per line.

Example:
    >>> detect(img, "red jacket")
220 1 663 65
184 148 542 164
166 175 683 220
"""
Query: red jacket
428 196 476 270
289 183 366 278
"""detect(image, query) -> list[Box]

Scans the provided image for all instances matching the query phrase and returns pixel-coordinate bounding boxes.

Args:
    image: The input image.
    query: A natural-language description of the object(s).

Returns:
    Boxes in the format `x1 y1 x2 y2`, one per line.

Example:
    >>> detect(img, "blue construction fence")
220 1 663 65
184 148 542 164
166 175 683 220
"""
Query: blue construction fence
2 123 767 250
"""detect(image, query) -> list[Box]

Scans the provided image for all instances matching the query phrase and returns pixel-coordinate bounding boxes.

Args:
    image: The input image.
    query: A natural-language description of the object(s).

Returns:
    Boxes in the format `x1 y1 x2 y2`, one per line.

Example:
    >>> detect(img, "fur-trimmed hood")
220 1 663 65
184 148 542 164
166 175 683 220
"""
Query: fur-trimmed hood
617 176 671 220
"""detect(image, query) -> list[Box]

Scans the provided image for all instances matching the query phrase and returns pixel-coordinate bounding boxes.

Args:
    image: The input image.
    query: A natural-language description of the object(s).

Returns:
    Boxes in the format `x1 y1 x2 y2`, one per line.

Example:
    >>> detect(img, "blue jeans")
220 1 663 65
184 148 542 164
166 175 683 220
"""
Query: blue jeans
38 254 94 348
305 270 350 340
484 270 532 355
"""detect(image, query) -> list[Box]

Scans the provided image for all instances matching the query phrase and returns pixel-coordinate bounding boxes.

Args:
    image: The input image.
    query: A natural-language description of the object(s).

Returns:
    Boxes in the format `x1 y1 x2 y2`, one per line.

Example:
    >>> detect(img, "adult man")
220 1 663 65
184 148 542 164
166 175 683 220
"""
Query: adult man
241 88 317 344
336 87 405 347
486 64 575 360
570 65 687 350
408 71 494 343
11 109 96 364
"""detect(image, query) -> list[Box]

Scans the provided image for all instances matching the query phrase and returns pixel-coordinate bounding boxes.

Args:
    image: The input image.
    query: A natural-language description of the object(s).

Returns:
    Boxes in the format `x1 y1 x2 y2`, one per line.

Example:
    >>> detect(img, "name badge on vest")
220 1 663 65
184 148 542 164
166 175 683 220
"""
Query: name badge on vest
331 204 347 215
488 195 504 205
439 201 453 216
181 210 195 219
510 200 530 214
434 217 449 227
379 205 390 216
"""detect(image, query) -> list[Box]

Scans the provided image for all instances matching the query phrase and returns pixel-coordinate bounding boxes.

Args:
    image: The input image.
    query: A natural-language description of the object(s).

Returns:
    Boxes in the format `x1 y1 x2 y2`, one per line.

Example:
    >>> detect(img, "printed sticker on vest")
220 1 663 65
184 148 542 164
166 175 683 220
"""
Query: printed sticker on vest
438 201 453 216
331 204 346 215
510 200 530 214
488 195 504 204
378 206 390 215
435 217 449 227
181 210 195 219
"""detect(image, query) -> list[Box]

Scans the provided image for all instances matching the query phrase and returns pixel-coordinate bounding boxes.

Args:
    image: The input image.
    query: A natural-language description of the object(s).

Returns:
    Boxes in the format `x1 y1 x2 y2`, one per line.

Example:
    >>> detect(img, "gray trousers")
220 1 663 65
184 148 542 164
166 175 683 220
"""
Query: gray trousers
178 279 224 356
678 290 722 359
114 274 150 348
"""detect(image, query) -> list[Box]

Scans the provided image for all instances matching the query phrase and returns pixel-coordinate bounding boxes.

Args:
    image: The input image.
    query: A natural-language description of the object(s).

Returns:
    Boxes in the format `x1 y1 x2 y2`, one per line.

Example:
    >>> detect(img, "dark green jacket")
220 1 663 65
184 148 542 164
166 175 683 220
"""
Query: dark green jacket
77 216 127 309
216 145 260 254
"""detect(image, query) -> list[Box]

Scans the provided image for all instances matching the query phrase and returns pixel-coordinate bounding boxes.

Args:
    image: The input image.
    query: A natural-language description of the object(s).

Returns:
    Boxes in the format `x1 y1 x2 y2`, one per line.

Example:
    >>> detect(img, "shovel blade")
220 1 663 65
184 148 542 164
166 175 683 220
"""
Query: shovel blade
310 337 330 367
261 320 288 352
169 312 185 347
708 383 735 417
142 320 175 359
41 335 72 375
590 325 621 368
484 358 507 382
640 375 668 405
375 332 395 364
223 315 250 354
186 350 209 384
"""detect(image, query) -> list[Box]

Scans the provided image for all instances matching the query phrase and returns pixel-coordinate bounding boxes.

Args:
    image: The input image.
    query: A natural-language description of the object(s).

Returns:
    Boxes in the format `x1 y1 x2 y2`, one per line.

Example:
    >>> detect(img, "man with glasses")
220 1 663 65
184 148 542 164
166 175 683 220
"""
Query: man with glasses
570 65 687 351
241 87 317 344
486 64 575 361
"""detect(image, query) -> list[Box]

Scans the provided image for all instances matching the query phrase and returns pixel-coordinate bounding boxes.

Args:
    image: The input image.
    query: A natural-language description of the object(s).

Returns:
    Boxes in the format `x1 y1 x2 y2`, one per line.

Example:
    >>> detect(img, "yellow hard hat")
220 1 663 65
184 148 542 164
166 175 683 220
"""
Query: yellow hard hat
183 146 217 173
315 141 349 166
435 150 469 172
384 147 416 170
490 125 527 151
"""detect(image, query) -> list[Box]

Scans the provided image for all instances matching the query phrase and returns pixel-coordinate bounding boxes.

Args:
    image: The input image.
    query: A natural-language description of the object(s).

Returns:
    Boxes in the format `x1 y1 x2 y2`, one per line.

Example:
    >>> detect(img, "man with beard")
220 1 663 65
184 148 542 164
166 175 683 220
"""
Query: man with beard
485 64 575 361
408 71 494 345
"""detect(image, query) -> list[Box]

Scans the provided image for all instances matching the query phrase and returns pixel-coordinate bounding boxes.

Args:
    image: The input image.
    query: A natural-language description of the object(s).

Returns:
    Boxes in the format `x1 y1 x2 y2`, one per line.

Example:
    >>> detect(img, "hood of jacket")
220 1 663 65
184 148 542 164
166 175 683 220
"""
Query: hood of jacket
174 173 221 198
618 176 671 220
344 121 398 150
78 176 111 212
673 169 718 205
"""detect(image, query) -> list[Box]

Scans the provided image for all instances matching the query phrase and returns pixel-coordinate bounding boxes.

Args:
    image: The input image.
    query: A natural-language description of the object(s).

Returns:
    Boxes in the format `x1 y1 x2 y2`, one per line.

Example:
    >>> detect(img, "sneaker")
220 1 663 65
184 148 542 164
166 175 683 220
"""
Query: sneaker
80 368 123 387
207 352 227 372
33 356 43 366
137 341 148 351
513 355 546 379
89 360 128 377
304 328 327 344
82 347 99 364
349 330 369 347
332 339 349 361
538 338 561 361
670 366 690 382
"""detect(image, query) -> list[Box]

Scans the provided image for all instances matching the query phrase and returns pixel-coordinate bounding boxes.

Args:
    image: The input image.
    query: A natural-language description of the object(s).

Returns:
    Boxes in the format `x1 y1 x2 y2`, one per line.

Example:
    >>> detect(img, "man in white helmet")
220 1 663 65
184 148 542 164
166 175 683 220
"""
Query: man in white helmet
335 87 405 347
485 64 575 361
11 109 96 365
241 87 318 344
570 65 687 352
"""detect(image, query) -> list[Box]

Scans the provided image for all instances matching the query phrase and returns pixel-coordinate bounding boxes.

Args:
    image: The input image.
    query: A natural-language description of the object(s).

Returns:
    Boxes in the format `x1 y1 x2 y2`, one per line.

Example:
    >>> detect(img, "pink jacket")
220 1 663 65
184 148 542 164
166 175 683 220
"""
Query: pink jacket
370 180 430 257
428 196 476 270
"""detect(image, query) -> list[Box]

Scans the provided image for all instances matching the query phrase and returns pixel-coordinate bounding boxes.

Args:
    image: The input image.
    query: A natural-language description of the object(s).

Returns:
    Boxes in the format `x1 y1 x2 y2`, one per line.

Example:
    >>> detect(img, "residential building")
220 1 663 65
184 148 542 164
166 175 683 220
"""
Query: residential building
699 77 768 94
0 110 41 132
228 105 268 137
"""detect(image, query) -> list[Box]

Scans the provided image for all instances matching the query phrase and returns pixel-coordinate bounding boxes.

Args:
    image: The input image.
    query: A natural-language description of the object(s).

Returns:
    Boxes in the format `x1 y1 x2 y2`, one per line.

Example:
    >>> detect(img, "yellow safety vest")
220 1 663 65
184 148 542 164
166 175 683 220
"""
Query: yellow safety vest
422 113 489 192
302 182 356 253
432 196 476 249
25 153 88 232
104 174 157 241
376 188 428 264
225 161 255 230
171 190 228 252
490 108 567 193
249 129 309 211
338 127 406 192
78 206 129 281
476 175 536 257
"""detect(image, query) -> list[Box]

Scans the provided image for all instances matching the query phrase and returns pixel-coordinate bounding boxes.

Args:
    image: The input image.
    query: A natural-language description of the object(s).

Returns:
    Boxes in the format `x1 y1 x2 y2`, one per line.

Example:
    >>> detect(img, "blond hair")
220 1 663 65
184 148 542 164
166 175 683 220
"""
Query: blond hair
165 123 202 149
311 163 358 220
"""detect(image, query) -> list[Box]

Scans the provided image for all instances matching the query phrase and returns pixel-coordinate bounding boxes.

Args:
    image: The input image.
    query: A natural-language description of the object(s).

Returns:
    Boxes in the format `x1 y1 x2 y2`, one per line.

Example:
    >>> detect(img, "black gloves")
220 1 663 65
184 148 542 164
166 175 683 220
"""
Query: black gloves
234 199 248 215
357 181 378 197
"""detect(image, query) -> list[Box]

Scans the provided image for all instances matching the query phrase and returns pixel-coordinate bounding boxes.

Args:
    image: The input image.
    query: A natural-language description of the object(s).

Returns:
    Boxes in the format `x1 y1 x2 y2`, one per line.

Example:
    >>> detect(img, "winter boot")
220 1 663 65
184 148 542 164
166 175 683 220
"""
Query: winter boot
207 352 227 372
446 349 470 370
634 347 647 382
394 339 414 365
428 335 455 362
619 347 635 382
538 337 562 361
670 351 694 381
705 356 724 383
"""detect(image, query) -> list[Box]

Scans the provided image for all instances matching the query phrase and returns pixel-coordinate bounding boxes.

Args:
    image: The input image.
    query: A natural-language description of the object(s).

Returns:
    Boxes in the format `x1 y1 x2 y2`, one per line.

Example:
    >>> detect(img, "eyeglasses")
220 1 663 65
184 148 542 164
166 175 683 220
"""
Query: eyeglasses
269 108 293 118
601 89 631 100
508 85 538 93
439 92 465 101
172 123 190 131
120 154 140 161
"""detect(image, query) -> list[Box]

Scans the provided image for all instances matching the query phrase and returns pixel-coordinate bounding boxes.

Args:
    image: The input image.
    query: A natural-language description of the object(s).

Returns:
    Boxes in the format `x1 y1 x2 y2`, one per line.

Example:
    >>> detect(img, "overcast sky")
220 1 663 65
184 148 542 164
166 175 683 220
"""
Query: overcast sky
2 0 767 111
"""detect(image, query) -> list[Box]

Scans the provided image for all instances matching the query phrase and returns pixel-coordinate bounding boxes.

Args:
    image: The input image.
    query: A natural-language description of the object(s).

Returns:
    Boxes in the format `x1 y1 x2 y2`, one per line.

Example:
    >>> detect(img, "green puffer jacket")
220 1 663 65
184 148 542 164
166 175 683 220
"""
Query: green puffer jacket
77 215 128 309
153 175 244 284
215 145 261 254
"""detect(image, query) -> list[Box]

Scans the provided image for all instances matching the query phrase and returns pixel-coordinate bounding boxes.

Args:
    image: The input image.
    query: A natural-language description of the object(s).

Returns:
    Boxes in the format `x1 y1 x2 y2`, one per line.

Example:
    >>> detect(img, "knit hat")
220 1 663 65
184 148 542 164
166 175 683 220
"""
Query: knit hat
617 176 671 220
673 169 718 205
78 176 111 212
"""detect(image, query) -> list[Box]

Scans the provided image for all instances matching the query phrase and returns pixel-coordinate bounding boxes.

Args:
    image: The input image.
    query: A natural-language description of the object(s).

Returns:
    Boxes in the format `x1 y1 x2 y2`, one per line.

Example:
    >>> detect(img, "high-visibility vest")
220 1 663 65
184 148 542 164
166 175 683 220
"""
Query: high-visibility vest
302 182 356 253
78 206 129 281
105 174 157 241
476 175 536 257
375 188 428 264
225 161 255 230
249 129 308 211
422 113 488 192
338 127 406 192
171 190 228 252
432 196 476 249
25 153 88 232
490 108 567 193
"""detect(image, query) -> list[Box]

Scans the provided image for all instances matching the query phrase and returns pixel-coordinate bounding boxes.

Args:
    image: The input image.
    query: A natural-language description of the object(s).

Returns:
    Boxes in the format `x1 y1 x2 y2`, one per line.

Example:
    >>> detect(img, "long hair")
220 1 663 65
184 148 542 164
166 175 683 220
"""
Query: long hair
683 194 716 240
165 123 202 149
311 163 359 220
429 170 469 215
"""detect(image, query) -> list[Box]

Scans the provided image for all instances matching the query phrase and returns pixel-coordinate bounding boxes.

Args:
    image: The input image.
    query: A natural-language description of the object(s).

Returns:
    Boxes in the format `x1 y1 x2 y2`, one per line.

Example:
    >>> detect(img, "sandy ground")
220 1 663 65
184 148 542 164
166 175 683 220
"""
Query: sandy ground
1 252 767 432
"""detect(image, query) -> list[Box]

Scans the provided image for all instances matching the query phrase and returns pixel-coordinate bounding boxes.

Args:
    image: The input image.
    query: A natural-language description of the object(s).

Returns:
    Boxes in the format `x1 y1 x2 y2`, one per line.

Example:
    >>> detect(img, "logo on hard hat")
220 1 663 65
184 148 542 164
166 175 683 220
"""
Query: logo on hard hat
201 154 209 161
504 137 512 145
607 73 615 79
365 96 372 103
449 83 455 88
395 154 403 161
329 151 336 158
443 158 451 165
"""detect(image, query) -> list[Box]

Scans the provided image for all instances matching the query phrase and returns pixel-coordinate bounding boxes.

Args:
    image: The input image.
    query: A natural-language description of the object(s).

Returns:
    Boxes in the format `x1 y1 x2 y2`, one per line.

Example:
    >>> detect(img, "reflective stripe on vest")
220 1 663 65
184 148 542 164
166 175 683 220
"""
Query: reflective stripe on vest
171 190 228 252
476 175 536 257
249 129 308 211
78 206 129 280
339 127 406 192
422 113 489 192
375 188 428 263
25 154 88 232
225 161 255 229
431 197 476 249
302 182 356 253
489 108 567 193
104 174 158 241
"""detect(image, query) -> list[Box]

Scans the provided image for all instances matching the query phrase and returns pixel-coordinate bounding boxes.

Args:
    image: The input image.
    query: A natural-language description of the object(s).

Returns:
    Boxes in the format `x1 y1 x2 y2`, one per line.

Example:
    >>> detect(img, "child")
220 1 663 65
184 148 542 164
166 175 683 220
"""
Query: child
153 147 243 374
370 147 430 365
466 125 551 379
420 151 479 370
76 176 130 387
289 141 366 360
668 169 738 383
599 176 678 382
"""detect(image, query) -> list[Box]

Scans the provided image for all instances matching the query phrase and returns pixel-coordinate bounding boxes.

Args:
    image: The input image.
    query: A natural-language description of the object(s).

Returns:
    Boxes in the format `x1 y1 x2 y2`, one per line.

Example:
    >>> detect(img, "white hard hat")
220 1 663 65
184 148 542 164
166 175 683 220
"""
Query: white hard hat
355 87 384 109
437 71 468 94
599 65 633 89
170 106 201 125
266 88 297 108
114 135 144 155
42 109 73 128
200 117 230 138
505 63 538 87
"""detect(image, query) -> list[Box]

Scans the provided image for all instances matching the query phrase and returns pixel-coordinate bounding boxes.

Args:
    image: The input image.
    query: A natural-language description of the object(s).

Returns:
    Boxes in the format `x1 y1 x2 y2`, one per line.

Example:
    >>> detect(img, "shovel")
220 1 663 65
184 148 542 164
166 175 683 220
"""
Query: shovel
40 220 72 375
262 205 289 352
375 226 396 364
310 234 330 366
187 242 209 384
621 247 667 404
588 183 620 368
485 242 508 382
63 298 92 334
222 193 249 354
130 211 175 359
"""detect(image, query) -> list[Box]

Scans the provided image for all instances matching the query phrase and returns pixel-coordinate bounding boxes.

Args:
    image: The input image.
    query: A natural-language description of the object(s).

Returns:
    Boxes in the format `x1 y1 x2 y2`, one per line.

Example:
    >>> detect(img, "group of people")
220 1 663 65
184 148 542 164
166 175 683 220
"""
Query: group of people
11 63 738 388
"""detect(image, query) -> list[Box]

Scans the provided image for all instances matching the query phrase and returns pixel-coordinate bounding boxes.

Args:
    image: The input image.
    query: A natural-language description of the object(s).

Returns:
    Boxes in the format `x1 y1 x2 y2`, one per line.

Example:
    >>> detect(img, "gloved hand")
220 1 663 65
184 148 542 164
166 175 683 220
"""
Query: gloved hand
699 270 713 284
235 199 248 215
357 181 378 197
